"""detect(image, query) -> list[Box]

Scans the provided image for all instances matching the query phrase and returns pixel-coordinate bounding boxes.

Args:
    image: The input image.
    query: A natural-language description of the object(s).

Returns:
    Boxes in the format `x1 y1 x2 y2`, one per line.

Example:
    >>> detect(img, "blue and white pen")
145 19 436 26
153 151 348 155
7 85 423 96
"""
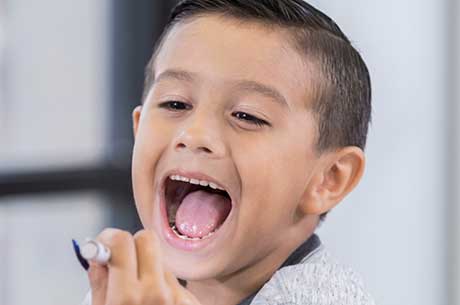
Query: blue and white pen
72 238 111 270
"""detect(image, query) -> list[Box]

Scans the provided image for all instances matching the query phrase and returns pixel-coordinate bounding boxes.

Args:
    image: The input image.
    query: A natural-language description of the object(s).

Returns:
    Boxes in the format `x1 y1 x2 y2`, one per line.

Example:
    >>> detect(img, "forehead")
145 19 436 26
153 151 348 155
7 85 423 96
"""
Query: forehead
153 15 312 109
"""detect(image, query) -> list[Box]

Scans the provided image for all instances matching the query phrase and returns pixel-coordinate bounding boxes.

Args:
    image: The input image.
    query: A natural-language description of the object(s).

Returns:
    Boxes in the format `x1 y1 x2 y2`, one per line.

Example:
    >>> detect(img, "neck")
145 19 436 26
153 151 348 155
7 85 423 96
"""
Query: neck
186 251 282 305
187 218 318 305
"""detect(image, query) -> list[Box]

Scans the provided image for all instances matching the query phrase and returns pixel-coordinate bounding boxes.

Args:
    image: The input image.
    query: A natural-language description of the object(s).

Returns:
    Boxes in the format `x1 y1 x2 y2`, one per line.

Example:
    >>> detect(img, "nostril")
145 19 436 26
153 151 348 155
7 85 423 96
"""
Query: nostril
176 143 186 150
199 146 212 154
176 142 213 154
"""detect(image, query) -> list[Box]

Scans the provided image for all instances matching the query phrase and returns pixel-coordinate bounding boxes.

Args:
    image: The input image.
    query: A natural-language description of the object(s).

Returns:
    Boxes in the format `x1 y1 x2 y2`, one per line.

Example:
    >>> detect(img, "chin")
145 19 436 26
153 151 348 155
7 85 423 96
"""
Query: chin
163 254 229 281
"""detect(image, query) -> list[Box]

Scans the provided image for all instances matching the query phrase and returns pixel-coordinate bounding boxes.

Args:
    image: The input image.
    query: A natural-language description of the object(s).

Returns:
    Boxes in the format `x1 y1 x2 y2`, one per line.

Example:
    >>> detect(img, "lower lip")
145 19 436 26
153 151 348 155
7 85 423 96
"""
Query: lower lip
158 183 233 252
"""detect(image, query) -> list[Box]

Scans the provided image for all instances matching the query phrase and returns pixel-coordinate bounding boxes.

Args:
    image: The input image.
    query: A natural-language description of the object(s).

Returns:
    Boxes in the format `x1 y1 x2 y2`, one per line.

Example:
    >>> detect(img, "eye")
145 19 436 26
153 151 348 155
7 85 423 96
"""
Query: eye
232 111 270 127
158 100 192 111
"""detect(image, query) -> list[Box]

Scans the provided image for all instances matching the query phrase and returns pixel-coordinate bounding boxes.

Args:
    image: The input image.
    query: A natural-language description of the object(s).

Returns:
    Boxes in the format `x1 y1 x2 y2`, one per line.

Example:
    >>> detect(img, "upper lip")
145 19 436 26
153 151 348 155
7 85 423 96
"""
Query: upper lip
161 168 235 203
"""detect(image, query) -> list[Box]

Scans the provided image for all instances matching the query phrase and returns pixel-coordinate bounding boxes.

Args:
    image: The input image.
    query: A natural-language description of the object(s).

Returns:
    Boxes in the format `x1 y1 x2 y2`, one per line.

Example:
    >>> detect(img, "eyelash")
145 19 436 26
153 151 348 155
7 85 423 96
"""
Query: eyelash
231 111 269 127
158 100 192 111
158 100 270 127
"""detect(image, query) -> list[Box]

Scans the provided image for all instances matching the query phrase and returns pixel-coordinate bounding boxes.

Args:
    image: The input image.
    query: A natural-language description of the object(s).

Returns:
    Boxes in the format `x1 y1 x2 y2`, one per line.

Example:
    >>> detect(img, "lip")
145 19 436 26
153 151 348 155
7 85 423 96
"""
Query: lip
157 169 235 252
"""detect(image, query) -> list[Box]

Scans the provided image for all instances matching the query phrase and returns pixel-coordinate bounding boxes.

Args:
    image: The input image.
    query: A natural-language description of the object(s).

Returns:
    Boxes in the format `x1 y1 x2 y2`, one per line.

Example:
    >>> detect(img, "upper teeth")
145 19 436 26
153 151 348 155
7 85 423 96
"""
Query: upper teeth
169 175 225 191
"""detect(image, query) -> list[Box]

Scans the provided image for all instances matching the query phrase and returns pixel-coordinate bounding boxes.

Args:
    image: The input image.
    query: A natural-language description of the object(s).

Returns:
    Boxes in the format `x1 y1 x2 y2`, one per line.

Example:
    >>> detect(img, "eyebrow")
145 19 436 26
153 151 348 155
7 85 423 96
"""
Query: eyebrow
153 69 289 108
233 80 288 108
154 69 197 84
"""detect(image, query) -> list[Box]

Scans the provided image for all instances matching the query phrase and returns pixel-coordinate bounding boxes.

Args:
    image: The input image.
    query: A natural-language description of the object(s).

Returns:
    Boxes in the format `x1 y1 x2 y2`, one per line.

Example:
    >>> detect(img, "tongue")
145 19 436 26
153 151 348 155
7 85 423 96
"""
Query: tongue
175 190 231 238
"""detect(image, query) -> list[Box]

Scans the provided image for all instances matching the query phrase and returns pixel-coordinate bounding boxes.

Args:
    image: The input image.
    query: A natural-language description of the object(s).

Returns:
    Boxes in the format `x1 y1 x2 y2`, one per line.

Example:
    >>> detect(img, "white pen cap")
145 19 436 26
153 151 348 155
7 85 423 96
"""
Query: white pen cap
80 239 111 265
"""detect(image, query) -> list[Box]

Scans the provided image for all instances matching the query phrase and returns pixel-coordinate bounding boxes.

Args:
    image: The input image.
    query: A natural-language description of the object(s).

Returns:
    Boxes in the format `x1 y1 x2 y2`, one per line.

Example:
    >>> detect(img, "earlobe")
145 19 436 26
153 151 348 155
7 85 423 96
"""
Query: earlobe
299 171 329 215
132 105 143 138
298 147 365 216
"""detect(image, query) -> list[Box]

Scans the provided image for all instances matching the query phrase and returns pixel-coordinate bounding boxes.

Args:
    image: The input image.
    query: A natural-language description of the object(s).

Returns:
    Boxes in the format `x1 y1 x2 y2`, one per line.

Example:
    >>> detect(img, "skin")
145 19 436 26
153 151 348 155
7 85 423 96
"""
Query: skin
89 15 365 305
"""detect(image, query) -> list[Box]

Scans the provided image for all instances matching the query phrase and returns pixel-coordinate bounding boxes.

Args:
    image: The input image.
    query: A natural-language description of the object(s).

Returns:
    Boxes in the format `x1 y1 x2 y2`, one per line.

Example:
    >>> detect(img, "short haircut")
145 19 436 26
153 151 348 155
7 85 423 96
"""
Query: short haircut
142 0 372 223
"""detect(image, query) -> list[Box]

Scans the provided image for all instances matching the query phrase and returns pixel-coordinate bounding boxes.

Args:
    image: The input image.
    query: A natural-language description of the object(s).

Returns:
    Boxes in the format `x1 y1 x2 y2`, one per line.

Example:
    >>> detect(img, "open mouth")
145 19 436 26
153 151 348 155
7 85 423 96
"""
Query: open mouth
164 174 232 241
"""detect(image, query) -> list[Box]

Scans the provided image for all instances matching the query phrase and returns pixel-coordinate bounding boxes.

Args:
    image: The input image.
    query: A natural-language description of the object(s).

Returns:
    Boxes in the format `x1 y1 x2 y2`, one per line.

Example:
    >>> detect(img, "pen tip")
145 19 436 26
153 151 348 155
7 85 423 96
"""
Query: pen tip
72 238 89 271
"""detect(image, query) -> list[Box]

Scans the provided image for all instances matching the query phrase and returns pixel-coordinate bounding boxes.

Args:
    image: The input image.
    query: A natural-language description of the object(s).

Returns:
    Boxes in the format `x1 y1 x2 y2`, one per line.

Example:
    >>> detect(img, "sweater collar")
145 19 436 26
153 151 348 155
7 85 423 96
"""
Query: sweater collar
237 233 322 305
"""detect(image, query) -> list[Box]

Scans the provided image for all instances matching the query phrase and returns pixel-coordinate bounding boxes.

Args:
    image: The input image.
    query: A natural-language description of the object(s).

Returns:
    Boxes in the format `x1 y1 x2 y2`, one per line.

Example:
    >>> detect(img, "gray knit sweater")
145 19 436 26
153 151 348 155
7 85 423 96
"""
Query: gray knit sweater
80 243 376 305
250 244 376 305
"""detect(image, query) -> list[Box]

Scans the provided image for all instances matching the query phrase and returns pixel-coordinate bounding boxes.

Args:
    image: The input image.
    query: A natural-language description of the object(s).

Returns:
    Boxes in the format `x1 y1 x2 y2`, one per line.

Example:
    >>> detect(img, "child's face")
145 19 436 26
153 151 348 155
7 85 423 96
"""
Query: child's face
132 15 321 280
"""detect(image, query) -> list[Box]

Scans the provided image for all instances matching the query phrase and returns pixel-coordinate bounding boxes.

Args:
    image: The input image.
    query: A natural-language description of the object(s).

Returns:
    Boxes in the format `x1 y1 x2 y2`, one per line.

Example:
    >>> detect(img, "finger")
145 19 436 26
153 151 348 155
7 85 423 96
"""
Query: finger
96 228 138 285
134 230 179 304
88 261 108 305
164 270 181 287
133 229 164 281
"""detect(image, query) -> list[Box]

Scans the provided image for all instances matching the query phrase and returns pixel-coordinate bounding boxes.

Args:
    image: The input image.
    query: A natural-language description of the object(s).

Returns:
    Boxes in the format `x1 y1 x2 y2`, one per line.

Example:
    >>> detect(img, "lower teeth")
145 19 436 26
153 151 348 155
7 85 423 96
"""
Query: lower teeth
170 224 216 240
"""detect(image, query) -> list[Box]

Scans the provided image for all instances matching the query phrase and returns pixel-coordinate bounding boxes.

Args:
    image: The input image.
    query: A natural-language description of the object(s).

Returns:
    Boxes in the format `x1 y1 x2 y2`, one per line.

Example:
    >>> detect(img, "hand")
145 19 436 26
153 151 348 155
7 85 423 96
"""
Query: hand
88 228 201 305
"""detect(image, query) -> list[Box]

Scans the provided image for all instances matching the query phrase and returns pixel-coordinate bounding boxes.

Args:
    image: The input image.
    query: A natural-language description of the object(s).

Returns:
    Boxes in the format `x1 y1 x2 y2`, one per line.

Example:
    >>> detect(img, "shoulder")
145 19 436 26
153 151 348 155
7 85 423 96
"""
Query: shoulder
250 245 376 305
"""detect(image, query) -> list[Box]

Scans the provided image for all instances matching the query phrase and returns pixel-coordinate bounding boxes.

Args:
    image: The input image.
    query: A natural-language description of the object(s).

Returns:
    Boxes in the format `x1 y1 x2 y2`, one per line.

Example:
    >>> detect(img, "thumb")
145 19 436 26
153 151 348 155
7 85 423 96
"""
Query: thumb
88 262 108 305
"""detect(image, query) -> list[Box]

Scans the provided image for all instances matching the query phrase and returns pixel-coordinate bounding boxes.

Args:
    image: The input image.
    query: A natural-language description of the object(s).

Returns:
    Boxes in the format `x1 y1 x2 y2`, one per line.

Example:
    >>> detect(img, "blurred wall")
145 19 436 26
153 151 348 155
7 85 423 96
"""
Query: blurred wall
0 1 111 304
311 1 452 305
0 0 110 171
451 0 460 303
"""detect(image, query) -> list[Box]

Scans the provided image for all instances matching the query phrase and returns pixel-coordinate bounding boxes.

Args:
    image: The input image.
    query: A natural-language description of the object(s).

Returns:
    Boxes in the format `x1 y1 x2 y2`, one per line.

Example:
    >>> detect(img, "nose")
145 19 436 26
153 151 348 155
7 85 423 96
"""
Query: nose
173 113 227 159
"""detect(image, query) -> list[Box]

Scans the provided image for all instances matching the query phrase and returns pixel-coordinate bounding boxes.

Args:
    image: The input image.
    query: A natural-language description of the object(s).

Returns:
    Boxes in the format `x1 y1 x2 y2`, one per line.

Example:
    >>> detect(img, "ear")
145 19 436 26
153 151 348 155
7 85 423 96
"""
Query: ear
132 105 143 138
299 146 365 215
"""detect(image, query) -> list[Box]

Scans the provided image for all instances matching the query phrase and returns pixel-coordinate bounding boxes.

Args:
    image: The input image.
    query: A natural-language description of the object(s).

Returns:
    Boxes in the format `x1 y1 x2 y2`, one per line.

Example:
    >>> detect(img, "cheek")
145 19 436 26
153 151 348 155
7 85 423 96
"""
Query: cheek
132 114 175 226
233 130 313 225
133 120 170 178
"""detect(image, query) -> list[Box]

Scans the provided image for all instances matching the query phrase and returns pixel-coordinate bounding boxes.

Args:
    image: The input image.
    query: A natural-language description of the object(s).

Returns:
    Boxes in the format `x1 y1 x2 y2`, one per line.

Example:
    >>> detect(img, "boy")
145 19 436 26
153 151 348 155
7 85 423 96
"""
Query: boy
82 0 375 304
